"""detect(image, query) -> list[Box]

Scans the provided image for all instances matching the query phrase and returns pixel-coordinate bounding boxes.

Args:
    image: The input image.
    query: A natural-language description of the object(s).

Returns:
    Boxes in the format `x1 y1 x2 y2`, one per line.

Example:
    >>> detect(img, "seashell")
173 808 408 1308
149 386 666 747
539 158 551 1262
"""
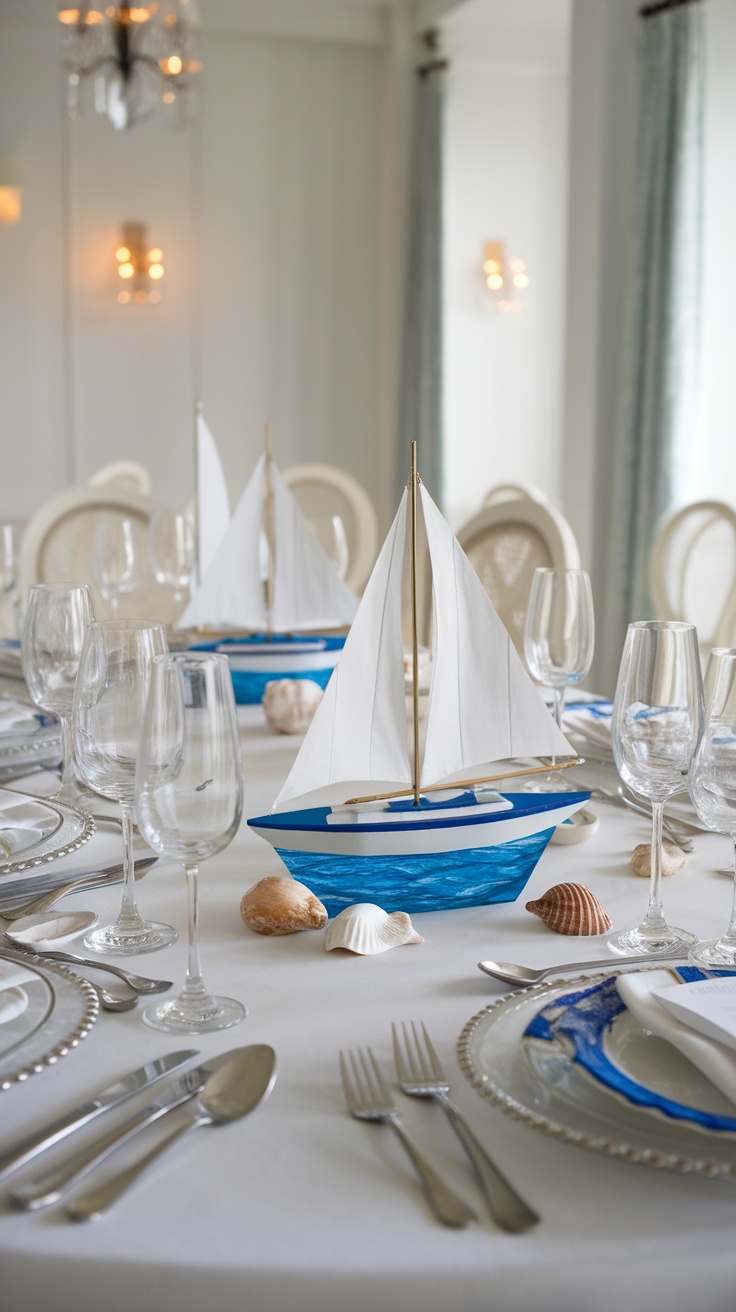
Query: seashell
630 841 688 878
525 882 612 936
262 678 323 734
324 903 423 955
240 875 328 936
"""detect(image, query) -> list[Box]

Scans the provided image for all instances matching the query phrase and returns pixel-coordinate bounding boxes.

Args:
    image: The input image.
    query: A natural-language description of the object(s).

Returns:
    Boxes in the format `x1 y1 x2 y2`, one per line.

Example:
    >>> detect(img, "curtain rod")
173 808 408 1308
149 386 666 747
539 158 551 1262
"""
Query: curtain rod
639 0 703 19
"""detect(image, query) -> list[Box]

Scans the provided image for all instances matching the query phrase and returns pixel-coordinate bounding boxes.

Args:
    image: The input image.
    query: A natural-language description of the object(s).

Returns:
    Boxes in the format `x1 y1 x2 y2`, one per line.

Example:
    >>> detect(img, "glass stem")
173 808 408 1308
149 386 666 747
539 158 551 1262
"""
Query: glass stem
115 801 146 934
642 801 668 934
58 712 73 783
552 686 564 731
179 864 212 1004
721 840 736 945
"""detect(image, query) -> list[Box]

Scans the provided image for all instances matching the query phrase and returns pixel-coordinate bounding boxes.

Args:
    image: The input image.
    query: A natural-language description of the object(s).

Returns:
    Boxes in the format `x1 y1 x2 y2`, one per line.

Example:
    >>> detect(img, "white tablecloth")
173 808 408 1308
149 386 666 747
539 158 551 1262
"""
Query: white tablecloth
1 707 736 1312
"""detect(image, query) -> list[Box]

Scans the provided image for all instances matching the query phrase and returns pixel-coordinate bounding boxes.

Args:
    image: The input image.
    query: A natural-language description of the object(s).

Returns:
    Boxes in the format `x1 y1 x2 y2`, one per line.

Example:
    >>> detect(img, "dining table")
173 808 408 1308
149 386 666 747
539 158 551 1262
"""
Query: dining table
2 694 736 1312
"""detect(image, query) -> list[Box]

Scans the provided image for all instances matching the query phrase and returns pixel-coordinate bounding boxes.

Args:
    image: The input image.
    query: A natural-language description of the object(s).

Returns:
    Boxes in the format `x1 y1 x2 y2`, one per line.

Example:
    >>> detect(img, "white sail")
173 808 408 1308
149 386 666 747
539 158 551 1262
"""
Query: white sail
196 412 230 584
274 492 411 806
270 464 358 631
179 454 266 630
419 485 573 784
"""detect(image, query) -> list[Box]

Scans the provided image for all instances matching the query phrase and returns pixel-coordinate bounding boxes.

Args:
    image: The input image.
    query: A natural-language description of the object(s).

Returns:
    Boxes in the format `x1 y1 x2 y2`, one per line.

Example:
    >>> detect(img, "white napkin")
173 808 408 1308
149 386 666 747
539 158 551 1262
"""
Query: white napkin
562 699 613 755
0 795 59 857
0 962 35 1025
617 969 736 1107
0 697 43 737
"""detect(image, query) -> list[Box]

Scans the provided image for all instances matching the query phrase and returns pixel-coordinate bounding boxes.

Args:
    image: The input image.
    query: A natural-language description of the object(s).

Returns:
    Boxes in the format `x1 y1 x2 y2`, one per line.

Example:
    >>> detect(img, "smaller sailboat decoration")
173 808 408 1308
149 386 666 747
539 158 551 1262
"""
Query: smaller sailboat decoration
180 423 359 703
248 445 589 913
193 402 231 586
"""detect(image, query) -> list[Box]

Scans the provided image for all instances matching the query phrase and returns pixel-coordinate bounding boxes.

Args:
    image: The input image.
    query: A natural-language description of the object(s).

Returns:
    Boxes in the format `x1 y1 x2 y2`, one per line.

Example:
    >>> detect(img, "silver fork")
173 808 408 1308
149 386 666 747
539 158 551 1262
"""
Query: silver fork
339 1048 477 1228
392 1022 539 1233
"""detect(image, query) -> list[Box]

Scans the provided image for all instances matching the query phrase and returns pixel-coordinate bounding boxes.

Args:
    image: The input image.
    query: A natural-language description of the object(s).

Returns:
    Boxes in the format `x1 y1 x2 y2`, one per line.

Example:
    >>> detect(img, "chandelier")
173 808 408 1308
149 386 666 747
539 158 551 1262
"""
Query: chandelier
57 2 201 131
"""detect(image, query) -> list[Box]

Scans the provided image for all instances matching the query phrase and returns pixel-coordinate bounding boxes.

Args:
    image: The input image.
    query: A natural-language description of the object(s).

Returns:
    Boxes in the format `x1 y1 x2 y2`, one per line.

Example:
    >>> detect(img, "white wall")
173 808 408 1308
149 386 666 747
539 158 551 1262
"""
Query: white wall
440 7 571 529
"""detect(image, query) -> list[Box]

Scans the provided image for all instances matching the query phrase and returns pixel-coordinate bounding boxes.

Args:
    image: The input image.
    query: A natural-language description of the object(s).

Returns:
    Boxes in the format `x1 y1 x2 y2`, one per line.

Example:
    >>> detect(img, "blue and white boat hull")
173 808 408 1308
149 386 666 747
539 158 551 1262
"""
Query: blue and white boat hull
191 634 346 705
248 790 590 914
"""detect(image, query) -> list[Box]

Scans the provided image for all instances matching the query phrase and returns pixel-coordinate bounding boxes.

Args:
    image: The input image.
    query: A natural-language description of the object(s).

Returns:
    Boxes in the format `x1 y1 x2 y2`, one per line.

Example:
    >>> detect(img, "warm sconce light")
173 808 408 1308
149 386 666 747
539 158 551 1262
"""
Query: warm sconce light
482 240 529 314
0 160 23 225
115 222 164 304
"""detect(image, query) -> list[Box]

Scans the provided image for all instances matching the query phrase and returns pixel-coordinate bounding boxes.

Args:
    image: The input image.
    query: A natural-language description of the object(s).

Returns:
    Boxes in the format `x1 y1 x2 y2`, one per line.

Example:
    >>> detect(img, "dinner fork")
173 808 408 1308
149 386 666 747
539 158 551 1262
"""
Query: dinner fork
339 1048 477 1228
392 1022 539 1233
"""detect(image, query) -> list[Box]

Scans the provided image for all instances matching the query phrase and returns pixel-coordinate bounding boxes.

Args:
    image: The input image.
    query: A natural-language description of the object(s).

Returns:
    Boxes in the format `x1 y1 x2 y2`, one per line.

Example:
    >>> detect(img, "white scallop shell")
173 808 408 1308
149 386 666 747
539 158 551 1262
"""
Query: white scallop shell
324 903 423 955
262 678 323 734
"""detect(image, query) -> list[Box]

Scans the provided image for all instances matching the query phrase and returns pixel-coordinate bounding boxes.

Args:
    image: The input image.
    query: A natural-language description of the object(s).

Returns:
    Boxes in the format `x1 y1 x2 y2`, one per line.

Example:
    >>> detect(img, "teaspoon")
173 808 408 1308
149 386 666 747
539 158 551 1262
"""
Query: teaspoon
477 951 691 988
3 932 172 993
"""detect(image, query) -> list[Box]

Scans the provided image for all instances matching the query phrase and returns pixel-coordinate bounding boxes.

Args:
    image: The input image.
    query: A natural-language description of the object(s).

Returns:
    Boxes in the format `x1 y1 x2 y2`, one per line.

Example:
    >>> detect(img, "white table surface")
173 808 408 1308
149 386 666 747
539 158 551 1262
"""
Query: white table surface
2 704 736 1312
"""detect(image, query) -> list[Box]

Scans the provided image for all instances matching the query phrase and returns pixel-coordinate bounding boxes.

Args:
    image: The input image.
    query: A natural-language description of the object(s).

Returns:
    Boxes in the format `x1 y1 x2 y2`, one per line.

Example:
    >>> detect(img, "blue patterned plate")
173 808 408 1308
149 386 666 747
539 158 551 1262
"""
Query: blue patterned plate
523 972 736 1134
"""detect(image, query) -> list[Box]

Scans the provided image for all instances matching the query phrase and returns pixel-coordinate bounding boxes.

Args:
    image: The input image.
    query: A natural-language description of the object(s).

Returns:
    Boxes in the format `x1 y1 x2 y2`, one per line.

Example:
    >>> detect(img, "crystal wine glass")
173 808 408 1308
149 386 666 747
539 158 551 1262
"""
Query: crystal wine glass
73 619 176 955
135 652 245 1033
311 514 349 580
609 620 704 956
22 583 94 807
524 568 595 731
688 648 736 967
93 515 138 615
148 509 195 611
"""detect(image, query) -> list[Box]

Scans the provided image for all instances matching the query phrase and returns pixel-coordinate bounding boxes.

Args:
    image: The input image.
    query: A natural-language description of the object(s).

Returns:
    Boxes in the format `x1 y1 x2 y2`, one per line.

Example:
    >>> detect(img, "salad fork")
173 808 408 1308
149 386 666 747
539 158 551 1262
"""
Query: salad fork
339 1047 476 1228
392 1022 539 1233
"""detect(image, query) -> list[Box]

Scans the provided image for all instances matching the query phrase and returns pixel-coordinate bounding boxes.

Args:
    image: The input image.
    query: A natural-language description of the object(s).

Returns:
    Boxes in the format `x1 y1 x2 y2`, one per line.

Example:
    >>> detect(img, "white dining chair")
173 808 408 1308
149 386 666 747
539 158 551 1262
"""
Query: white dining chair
456 497 582 655
86 460 153 496
649 499 736 658
281 463 378 595
483 482 550 508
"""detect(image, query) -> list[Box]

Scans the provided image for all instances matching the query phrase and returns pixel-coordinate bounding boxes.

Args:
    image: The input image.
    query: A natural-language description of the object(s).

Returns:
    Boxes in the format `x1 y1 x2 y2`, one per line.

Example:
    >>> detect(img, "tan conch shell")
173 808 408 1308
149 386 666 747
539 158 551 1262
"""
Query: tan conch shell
324 903 423 955
240 875 328 935
525 882 612 936
630 841 687 878
262 679 323 734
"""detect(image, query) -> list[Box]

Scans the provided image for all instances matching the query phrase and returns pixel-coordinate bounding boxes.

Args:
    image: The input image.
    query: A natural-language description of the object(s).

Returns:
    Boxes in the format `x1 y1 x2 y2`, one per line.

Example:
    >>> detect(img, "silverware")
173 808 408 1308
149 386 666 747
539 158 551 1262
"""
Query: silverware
477 951 690 988
67 1045 277 1221
580 785 695 850
88 981 138 1013
0 1049 197 1181
340 1047 477 1229
0 856 157 920
392 1022 538 1233
11 1048 244 1209
3 939 173 993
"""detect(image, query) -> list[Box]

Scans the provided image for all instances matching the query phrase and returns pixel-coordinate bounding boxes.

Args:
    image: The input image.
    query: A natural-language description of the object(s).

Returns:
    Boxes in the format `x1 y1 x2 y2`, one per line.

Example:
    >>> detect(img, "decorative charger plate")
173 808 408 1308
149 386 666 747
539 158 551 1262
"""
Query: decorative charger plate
0 789 95 876
458 973 736 1178
0 949 98 1091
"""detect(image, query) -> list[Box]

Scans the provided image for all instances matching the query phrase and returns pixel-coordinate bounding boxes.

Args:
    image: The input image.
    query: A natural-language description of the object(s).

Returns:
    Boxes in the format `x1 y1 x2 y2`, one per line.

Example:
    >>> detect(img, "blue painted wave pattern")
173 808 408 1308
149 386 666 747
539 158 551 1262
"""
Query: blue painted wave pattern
274 828 554 914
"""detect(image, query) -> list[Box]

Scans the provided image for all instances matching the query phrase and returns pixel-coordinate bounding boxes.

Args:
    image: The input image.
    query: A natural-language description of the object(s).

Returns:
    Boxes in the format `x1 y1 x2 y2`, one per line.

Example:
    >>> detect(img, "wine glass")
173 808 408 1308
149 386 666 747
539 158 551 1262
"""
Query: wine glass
93 516 138 615
608 620 704 956
73 619 177 955
22 583 94 807
688 648 736 967
135 652 245 1033
311 515 349 580
148 509 195 611
524 568 595 731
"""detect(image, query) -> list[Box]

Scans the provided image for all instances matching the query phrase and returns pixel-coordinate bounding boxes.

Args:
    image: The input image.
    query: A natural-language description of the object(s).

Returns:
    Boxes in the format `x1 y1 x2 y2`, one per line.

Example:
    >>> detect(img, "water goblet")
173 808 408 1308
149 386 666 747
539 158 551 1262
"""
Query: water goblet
21 583 94 808
73 619 177 955
93 515 138 615
688 648 736 968
135 652 245 1033
608 620 703 956
148 509 195 612
524 568 595 731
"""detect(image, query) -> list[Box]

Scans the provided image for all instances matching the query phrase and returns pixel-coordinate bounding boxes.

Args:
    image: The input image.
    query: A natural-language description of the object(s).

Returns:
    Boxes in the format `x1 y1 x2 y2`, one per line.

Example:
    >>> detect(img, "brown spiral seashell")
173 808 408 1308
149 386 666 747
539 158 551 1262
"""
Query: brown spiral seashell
525 882 612 936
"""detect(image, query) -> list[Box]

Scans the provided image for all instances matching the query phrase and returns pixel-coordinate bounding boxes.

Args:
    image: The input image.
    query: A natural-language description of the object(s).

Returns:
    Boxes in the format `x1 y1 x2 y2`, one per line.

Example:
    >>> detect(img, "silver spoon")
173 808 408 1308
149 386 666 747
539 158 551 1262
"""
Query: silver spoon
88 982 138 1013
0 856 158 922
477 950 690 988
6 911 97 945
67 1044 277 1221
3 931 173 993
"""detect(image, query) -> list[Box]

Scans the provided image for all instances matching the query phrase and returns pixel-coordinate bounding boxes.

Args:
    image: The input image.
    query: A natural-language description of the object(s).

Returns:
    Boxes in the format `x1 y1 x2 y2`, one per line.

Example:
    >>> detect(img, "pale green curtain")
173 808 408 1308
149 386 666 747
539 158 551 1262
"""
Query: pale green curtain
397 60 446 502
597 1 705 692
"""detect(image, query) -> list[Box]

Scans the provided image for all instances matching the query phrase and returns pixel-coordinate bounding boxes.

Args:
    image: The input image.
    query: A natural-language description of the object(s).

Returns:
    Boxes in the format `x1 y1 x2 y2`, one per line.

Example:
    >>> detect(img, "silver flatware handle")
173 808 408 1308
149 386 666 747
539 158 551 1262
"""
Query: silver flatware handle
387 1117 477 1228
67 1118 201 1221
439 1099 538 1232
8 944 172 993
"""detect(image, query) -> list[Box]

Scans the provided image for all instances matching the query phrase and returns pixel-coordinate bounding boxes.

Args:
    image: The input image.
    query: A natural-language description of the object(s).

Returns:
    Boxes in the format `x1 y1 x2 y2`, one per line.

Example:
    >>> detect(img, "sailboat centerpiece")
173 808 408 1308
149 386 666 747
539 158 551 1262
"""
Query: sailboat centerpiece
248 446 590 914
179 420 359 703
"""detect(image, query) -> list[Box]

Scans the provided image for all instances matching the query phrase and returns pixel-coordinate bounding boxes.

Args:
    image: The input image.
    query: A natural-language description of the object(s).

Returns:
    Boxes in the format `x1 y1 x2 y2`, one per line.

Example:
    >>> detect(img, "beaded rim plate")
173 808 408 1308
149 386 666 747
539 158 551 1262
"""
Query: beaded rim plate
0 948 98 1091
457 972 736 1178
0 791 96 876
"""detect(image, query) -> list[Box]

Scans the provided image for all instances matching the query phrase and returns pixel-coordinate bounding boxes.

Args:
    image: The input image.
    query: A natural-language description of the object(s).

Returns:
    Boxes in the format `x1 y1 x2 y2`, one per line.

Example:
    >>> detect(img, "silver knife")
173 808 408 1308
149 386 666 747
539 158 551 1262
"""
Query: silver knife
11 1048 242 1210
0 1049 197 1181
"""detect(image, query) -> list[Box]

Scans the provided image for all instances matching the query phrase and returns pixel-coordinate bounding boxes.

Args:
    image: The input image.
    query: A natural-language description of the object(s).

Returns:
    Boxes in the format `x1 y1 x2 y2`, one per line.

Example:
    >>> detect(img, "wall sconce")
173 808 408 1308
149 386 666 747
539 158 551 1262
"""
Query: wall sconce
0 159 22 225
115 222 164 304
482 240 529 314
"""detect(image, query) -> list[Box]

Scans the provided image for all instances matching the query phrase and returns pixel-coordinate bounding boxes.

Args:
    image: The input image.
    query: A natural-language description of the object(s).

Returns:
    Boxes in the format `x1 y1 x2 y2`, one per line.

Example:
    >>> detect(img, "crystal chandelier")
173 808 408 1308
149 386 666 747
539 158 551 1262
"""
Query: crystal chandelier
58 2 201 132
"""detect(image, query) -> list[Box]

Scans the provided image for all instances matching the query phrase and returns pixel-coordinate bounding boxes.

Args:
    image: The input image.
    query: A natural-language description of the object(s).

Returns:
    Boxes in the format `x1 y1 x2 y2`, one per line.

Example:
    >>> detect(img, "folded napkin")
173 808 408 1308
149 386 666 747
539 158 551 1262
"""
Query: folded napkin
562 700 613 755
617 969 736 1107
0 961 35 1026
0 794 60 857
0 696 46 737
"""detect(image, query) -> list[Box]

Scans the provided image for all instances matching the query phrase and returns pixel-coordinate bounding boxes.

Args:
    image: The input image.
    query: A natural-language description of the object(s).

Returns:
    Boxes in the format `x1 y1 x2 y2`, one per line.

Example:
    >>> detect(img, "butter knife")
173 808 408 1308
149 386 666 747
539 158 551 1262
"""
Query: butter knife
0 1049 197 1181
12 1048 242 1210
